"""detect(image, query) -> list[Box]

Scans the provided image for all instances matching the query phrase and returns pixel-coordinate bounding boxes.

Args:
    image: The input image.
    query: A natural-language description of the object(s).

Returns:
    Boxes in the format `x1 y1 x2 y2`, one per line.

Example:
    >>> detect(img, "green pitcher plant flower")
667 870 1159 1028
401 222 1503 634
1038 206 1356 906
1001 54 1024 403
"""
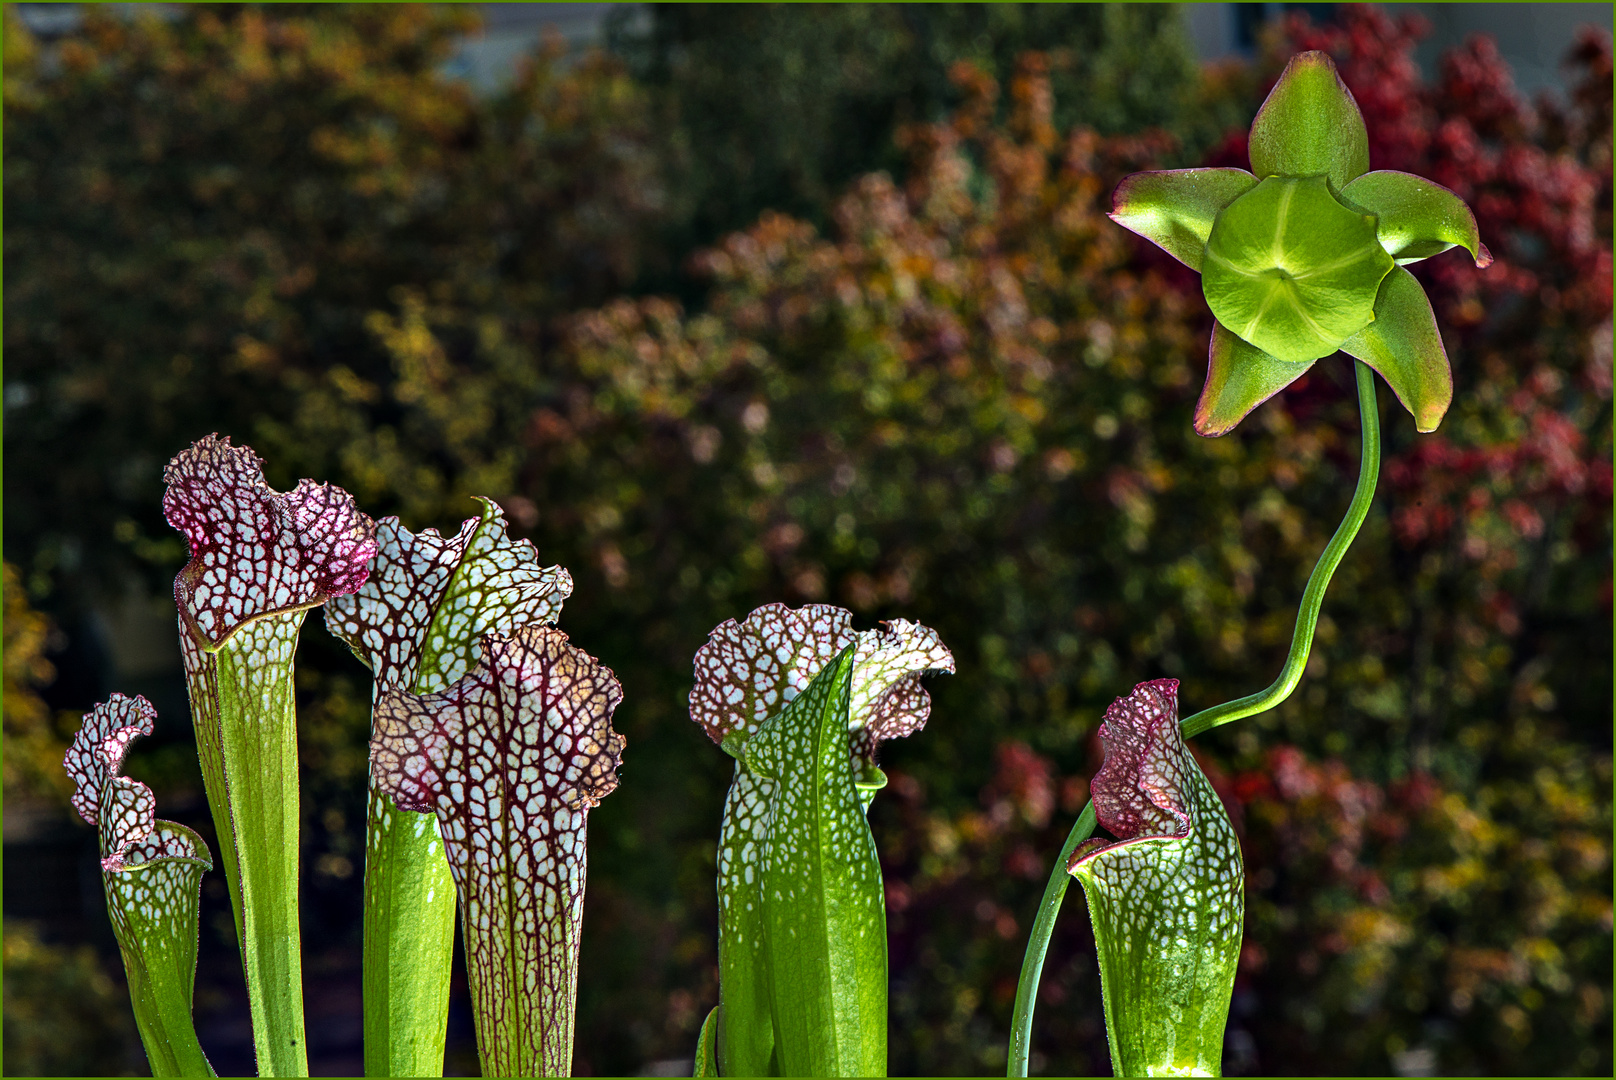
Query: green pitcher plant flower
1007 55 1493 1073
65 694 216 1078
1065 680 1242 1078
165 434 378 1077
324 498 572 1077
1109 50 1491 436
369 624 625 1078
689 603 954 1076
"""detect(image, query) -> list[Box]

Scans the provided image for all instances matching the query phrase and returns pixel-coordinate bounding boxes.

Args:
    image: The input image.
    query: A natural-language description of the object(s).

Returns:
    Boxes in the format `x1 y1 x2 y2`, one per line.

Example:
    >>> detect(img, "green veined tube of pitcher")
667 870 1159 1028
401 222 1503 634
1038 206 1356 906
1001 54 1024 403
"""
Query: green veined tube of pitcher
688 603 954 1076
164 434 378 1077
370 625 625 1077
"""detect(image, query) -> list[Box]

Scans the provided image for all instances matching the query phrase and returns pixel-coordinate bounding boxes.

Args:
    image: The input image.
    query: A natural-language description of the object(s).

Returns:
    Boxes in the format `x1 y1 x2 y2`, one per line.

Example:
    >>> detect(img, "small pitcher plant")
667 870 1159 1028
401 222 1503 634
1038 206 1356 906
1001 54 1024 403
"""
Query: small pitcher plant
165 435 377 1077
370 623 624 1077
1065 680 1242 1078
688 604 954 1076
60 46 1487 1080
66 694 215 1078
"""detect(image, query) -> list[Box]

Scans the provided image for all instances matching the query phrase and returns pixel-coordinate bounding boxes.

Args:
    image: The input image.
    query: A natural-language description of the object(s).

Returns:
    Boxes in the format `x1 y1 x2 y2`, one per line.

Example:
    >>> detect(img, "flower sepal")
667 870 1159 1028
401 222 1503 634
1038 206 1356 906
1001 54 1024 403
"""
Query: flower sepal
1341 266 1453 432
1247 51 1370 191
1340 170 1493 267
1109 169 1259 271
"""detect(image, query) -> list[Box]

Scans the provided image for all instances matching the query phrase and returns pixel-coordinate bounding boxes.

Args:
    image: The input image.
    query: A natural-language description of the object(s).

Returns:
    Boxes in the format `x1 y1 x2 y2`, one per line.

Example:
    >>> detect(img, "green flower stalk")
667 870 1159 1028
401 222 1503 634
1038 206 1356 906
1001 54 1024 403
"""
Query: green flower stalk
1011 359 1385 1078
324 498 572 1078
689 603 954 1077
369 625 625 1078
1065 680 1242 1078
165 434 378 1077
65 694 215 1078
1008 49 1496 1079
1110 50 1491 435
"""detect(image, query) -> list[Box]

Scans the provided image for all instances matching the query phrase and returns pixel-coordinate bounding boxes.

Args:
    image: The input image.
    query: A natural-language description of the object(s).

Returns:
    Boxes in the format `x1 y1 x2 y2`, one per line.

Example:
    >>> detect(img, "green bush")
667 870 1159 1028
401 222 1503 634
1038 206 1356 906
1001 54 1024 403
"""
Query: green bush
605 2 1251 268
3 922 141 1077
3 3 663 609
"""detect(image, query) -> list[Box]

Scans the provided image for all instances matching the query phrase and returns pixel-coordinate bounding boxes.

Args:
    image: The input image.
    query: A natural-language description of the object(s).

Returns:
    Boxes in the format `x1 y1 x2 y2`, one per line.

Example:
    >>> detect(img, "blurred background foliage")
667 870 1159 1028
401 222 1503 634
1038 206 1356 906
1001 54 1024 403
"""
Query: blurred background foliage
601 2 1249 285
3 3 1609 1076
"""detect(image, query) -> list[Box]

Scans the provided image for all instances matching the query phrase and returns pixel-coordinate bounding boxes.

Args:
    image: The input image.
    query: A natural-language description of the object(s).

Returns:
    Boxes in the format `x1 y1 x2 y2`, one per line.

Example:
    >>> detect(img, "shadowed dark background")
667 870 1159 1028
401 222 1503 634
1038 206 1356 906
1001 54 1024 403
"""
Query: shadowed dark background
4 4 1611 1076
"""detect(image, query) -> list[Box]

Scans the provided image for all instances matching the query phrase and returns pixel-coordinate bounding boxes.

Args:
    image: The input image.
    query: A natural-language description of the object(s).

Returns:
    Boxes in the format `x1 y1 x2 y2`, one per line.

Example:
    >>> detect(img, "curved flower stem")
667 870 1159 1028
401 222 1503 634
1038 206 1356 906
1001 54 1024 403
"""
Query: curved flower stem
1008 359 1381 1077
1007 800 1097 1078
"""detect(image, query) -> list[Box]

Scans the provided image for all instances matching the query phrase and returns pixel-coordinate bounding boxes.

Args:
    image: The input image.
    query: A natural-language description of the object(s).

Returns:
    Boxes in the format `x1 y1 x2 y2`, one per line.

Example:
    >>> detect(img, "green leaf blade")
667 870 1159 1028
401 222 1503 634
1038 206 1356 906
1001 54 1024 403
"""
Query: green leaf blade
358 792 457 1078
1109 169 1259 271
1247 50 1370 190
746 648 887 1078
693 1006 721 1078
1340 266 1454 432
1340 170 1493 267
